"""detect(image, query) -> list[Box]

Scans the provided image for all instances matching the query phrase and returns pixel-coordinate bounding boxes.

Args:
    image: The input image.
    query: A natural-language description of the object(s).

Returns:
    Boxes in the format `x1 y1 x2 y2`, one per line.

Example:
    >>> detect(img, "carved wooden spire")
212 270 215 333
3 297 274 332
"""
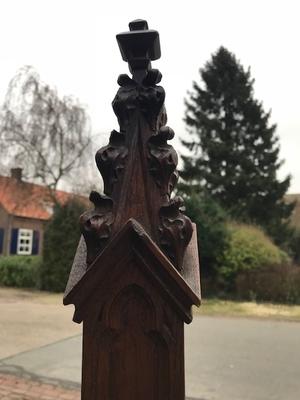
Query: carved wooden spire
64 21 200 400
80 20 193 271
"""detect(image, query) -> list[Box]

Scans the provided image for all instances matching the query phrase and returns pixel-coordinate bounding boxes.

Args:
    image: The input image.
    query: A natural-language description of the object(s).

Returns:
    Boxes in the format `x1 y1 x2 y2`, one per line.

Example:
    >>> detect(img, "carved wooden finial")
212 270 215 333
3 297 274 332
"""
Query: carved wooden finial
80 20 193 271
116 19 161 83
129 19 149 31
64 21 200 400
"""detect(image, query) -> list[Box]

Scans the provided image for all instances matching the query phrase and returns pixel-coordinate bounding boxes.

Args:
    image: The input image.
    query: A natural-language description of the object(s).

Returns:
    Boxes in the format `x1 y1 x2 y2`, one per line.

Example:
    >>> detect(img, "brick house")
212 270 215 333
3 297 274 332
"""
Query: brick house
0 168 88 257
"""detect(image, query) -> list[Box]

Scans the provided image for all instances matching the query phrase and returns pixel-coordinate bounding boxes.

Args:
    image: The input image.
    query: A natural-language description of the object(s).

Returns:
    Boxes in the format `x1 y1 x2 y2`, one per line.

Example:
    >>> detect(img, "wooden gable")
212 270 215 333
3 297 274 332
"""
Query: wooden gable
64 219 200 324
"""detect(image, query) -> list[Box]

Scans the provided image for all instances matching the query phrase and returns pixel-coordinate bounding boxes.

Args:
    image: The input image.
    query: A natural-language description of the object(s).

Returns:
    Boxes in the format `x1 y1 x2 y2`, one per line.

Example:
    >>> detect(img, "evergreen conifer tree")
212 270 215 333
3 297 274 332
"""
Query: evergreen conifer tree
181 47 294 244
41 199 85 292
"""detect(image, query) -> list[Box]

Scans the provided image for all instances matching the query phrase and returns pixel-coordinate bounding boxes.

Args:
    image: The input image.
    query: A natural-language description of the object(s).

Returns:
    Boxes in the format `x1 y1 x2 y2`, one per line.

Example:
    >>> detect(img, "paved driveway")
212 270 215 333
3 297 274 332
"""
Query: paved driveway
1 313 300 400
0 288 80 359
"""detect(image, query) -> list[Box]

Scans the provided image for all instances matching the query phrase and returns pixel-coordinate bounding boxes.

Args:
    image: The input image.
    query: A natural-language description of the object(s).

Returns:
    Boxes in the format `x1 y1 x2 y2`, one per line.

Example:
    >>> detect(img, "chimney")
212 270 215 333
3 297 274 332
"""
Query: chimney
11 168 22 182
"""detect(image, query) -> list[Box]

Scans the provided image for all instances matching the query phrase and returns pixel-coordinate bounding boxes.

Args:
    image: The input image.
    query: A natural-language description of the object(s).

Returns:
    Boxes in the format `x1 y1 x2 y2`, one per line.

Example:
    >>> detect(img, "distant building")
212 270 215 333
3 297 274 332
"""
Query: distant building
0 168 88 256
285 194 300 229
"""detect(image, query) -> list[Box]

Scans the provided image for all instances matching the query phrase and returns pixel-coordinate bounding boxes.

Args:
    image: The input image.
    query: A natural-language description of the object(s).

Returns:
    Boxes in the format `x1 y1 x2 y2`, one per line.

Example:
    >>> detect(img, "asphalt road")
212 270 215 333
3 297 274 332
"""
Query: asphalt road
185 316 300 400
1 315 300 400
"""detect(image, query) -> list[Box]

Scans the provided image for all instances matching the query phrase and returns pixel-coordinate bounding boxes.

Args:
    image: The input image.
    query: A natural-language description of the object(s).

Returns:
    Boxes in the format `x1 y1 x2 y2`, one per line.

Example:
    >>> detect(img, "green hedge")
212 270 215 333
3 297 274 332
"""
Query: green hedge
219 223 289 288
289 228 300 264
0 256 41 288
40 199 85 292
236 264 300 304
183 191 229 278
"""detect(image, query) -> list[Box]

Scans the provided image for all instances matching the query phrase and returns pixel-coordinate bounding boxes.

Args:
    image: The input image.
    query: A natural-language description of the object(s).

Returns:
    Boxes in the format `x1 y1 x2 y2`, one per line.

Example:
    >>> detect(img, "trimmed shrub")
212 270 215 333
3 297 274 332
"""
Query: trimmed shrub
0 256 41 288
219 223 289 289
236 264 300 304
40 199 86 292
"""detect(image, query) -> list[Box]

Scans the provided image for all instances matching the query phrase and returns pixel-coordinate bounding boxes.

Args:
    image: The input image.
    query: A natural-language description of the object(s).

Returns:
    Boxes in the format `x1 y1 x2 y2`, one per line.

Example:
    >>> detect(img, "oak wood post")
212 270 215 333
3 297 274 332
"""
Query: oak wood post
64 19 201 400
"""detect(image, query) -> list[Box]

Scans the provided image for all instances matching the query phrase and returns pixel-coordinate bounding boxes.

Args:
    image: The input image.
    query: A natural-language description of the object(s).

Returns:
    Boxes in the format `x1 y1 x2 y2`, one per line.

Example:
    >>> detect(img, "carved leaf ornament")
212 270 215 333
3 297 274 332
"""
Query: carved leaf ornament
80 20 193 271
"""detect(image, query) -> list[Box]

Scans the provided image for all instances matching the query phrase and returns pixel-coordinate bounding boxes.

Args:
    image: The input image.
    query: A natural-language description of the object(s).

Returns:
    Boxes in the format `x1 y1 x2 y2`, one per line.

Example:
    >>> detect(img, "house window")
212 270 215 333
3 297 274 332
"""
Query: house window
17 229 33 255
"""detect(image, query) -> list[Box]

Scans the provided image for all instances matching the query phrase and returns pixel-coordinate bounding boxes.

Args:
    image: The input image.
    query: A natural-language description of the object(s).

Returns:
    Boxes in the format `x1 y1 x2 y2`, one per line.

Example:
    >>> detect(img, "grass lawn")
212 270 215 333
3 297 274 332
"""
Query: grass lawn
195 298 300 322
1 287 300 324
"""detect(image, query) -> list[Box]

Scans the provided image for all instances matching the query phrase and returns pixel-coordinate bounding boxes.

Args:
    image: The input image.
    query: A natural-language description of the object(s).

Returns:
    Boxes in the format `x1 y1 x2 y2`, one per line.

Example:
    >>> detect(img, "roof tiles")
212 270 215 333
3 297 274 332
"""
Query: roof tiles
0 175 88 220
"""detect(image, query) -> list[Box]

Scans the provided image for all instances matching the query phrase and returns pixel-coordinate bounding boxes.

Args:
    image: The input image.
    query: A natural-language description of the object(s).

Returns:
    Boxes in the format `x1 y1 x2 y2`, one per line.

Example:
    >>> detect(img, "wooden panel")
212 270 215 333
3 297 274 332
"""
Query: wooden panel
81 258 185 400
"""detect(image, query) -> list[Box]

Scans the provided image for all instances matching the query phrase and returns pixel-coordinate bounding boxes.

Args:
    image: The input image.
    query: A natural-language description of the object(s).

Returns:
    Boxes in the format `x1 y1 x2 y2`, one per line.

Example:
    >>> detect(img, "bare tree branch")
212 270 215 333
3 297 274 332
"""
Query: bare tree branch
0 65 92 199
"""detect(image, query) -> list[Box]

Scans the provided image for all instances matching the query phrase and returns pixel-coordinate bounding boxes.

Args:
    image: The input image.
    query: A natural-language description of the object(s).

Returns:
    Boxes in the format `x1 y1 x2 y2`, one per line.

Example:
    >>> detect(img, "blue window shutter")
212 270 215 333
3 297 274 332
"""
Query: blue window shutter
10 228 18 255
0 228 4 254
32 230 40 255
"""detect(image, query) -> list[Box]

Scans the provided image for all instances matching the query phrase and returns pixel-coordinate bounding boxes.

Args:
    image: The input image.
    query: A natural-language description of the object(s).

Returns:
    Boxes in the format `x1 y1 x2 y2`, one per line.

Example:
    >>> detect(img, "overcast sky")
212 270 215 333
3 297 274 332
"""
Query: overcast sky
0 0 299 192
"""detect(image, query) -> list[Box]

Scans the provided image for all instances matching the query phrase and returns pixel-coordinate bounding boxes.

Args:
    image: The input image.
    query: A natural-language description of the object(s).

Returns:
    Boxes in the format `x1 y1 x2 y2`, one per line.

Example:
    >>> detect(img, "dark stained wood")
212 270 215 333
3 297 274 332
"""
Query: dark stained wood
64 19 201 400
182 223 201 298
64 219 199 323
80 245 185 400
